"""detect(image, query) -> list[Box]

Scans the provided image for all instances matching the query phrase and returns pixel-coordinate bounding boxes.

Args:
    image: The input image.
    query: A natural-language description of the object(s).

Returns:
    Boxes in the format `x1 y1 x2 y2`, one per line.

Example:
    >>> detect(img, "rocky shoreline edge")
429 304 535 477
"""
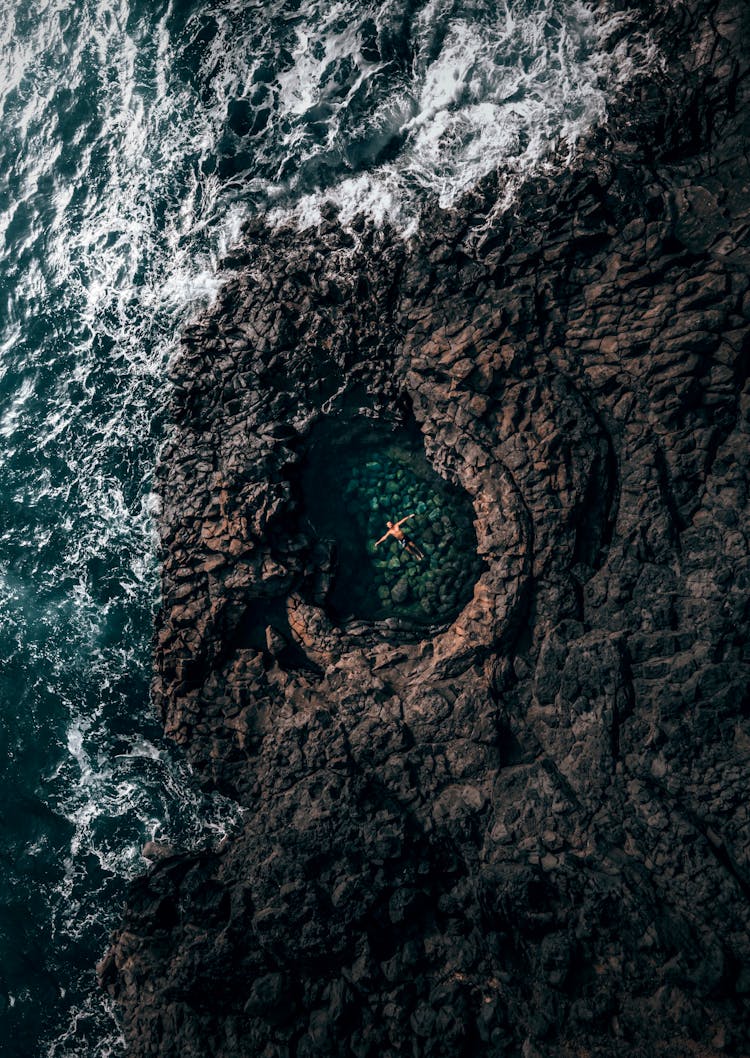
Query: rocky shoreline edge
100 1 750 1055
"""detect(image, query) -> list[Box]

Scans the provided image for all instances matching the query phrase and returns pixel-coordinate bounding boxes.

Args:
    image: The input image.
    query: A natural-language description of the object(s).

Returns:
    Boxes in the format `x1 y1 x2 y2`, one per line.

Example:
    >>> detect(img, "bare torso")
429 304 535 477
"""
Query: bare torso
373 514 424 561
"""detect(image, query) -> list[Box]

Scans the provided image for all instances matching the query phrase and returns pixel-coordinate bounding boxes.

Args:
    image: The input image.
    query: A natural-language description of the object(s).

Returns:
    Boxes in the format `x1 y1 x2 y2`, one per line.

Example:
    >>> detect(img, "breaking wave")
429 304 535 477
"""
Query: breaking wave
173 0 655 228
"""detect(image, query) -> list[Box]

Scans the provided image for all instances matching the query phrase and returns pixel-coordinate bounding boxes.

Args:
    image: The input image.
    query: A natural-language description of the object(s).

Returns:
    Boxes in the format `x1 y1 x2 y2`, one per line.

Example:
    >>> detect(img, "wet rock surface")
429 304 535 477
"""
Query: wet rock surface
103 1 750 1055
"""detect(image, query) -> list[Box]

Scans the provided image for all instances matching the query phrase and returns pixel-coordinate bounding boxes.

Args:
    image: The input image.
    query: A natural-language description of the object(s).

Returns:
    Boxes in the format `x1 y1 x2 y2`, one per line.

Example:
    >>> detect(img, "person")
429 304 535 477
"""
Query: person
373 514 424 561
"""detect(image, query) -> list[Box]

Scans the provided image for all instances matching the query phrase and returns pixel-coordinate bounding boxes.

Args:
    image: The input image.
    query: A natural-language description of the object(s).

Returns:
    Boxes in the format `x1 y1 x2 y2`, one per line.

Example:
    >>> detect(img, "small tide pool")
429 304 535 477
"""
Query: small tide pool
300 419 485 627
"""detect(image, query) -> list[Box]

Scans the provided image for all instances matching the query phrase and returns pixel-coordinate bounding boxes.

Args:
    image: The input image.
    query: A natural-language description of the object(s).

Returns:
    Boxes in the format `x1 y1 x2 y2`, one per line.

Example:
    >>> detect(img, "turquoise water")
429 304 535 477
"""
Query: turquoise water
0 1 639 1054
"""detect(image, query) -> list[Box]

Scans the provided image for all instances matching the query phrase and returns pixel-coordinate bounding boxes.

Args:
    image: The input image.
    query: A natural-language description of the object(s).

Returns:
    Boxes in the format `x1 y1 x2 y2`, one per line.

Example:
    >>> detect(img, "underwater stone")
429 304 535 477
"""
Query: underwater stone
391 578 410 604
296 422 484 626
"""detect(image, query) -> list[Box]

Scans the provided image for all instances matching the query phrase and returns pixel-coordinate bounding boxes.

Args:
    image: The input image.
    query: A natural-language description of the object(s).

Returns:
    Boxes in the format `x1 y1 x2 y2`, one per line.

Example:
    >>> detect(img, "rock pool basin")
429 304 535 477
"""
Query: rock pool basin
301 422 486 627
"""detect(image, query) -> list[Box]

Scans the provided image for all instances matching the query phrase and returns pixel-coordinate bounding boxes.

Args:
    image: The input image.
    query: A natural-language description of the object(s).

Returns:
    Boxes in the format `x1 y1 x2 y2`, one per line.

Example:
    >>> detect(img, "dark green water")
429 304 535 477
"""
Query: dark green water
302 425 484 625
0 1 628 1053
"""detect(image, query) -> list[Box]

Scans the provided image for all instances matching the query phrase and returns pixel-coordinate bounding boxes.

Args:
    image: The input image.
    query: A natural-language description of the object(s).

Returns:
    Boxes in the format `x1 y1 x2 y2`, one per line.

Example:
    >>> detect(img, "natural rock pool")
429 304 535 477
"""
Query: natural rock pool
300 419 485 626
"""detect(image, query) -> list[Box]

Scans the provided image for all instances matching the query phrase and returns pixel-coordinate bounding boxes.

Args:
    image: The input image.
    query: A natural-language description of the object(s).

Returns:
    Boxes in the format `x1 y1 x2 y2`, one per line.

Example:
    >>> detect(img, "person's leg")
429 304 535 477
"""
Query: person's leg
405 538 423 561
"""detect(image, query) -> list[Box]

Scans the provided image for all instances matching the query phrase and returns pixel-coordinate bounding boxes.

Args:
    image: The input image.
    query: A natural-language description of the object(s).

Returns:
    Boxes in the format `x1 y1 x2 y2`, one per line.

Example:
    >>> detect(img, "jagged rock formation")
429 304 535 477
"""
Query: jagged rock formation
101 1 750 1055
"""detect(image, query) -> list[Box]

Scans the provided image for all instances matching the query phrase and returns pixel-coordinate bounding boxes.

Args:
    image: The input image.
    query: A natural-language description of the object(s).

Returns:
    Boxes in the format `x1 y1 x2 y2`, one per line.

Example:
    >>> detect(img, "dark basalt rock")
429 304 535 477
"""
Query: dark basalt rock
101 0 750 1055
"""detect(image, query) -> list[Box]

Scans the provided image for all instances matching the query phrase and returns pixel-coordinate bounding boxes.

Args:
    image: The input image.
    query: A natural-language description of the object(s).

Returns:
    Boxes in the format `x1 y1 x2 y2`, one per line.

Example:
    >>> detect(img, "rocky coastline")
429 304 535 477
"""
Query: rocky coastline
100 1 750 1054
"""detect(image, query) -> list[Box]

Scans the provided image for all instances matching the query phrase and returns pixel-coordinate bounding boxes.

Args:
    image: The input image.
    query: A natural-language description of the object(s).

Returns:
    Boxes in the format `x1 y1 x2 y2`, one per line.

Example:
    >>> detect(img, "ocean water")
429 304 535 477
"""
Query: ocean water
0 1 650 1055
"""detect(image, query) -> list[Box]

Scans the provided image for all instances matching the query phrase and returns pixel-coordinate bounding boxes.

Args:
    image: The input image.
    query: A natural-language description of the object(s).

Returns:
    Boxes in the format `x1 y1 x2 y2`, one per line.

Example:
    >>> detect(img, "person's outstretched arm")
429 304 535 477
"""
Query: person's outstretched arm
395 514 415 527
373 532 391 548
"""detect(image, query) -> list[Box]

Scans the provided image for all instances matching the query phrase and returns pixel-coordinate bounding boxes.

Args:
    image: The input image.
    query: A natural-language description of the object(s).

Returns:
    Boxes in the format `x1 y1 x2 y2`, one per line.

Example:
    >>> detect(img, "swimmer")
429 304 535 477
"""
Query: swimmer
373 514 424 561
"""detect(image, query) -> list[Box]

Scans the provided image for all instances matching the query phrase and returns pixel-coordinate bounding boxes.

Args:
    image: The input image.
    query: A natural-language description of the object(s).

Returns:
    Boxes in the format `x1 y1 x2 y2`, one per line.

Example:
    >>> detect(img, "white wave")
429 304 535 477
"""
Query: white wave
267 0 657 229
45 992 127 1058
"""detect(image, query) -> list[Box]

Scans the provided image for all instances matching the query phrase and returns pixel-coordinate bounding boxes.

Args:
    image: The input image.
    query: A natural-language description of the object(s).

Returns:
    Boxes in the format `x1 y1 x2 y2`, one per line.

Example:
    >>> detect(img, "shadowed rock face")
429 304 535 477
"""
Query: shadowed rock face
102 1 750 1055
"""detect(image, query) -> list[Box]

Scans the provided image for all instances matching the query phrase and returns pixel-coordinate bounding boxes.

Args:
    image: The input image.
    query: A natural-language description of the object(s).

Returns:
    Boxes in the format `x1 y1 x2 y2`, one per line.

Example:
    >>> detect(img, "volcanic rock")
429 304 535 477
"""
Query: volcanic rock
103 1 750 1056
